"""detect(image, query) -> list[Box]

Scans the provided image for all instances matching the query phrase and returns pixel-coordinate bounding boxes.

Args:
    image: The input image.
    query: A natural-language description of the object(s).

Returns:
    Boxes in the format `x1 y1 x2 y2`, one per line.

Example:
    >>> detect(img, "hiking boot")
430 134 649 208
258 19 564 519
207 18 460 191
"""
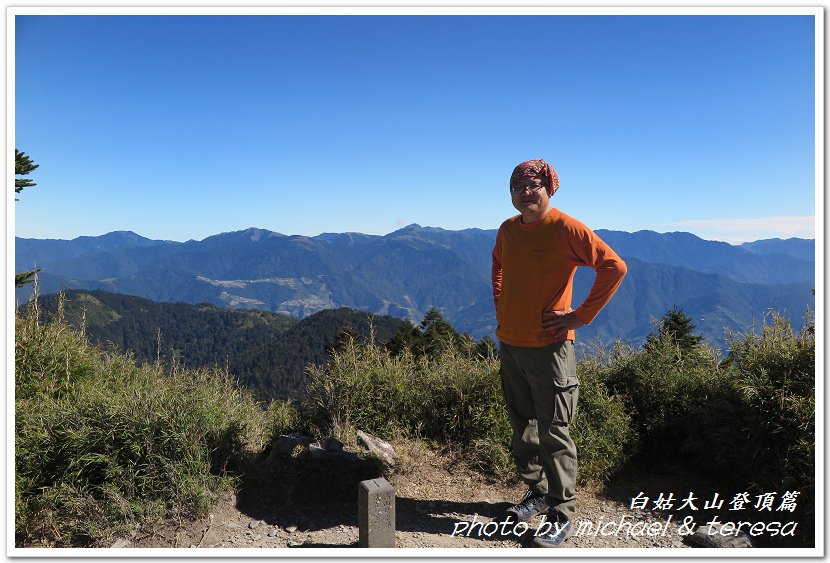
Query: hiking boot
532 510 573 548
506 490 549 522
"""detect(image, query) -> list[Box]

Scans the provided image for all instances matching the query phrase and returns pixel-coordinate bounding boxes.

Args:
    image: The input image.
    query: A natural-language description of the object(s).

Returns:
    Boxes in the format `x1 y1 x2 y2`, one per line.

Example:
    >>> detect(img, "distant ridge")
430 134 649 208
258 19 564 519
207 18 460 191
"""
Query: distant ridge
740 237 816 262
16 226 815 348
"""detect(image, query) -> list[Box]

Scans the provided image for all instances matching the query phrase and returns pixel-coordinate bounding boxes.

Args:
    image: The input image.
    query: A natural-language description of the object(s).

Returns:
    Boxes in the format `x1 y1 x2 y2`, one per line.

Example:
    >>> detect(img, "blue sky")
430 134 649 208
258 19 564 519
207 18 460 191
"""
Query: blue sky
13 11 817 243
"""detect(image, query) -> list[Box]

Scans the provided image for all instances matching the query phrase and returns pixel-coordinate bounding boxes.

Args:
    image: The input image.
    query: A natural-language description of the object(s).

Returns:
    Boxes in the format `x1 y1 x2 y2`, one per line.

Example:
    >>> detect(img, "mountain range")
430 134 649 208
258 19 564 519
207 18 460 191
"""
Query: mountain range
16 224 815 349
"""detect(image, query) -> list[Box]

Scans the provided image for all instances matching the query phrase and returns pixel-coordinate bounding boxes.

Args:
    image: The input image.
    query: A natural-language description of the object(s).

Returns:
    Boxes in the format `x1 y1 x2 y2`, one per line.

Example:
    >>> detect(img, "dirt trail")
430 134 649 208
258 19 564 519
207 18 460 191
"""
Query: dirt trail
122 441 707 551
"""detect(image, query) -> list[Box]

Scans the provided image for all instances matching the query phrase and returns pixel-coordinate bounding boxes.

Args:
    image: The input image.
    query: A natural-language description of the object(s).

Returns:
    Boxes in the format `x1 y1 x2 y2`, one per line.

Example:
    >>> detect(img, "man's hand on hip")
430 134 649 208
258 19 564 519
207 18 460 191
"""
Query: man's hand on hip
542 310 586 340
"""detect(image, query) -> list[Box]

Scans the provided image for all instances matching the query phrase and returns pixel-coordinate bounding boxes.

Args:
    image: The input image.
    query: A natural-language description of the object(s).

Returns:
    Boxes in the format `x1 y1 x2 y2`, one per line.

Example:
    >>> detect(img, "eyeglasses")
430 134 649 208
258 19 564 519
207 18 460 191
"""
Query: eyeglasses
509 184 544 194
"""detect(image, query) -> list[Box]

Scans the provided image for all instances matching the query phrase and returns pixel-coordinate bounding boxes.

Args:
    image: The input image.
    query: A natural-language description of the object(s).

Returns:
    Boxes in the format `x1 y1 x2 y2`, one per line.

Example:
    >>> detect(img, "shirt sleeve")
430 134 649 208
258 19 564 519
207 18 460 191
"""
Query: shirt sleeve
558 217 627 325
491 228 504 309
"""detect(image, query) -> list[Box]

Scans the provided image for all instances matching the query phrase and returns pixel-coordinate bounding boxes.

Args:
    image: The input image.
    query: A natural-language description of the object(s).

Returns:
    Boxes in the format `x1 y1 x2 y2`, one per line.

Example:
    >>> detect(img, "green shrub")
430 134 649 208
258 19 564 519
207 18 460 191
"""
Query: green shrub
257 381 396 498
302 333 637 483
302 333 512 472
303 332 417 438
573 351 637 484
417 345 513 475
604 334 727 456
725 314 814 487
264 399 307 440
15 295 268 547
689 314 815 544
595 312 815 546
680 314 815 486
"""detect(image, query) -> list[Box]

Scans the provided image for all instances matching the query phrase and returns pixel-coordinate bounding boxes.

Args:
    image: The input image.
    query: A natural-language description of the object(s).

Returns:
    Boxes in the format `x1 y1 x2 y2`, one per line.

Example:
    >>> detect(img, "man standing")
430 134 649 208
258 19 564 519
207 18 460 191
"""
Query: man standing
492 159 627 548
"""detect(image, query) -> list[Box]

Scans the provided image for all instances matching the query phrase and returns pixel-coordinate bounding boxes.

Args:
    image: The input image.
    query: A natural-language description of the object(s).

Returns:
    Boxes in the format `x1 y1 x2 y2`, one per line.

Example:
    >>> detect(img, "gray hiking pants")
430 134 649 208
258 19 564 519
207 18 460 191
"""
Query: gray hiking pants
499 340 579 520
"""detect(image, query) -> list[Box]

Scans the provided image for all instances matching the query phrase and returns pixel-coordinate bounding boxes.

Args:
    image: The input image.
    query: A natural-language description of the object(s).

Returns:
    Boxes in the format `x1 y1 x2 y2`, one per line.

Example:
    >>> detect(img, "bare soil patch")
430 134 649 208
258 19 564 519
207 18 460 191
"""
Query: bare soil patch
122 441 708 551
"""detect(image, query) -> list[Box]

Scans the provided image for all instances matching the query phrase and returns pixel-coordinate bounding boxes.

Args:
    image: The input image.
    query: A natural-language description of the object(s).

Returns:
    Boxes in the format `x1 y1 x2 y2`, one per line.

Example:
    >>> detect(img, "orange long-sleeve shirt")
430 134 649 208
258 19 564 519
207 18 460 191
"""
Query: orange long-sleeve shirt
492 207 627 347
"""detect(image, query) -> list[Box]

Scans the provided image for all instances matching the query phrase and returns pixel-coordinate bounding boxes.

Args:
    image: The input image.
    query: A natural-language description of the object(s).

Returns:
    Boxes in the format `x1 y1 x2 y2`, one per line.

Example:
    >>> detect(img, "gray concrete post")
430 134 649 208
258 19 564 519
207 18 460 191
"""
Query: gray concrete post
358 477 396 547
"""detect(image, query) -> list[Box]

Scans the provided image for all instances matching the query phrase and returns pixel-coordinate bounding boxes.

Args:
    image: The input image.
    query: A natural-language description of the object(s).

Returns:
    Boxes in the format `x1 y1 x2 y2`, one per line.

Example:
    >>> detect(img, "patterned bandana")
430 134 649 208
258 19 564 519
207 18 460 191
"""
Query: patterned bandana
509 159 560 196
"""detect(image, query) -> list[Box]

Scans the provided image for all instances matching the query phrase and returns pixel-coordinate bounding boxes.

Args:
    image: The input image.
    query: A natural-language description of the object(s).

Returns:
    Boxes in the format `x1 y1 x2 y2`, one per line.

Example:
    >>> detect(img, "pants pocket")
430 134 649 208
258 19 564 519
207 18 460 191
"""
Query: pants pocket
551 380 579 425
549 341 578 424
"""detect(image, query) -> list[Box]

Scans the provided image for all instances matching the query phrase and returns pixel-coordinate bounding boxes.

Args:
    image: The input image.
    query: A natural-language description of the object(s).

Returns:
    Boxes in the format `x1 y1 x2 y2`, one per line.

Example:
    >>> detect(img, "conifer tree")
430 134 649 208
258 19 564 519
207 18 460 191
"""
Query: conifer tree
15 149 39 199
385 321 423 357
475 335 497 360
417 307 459 358
384 308 496 361
326 324 360 356
645 306 704 352
15 149 41 287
